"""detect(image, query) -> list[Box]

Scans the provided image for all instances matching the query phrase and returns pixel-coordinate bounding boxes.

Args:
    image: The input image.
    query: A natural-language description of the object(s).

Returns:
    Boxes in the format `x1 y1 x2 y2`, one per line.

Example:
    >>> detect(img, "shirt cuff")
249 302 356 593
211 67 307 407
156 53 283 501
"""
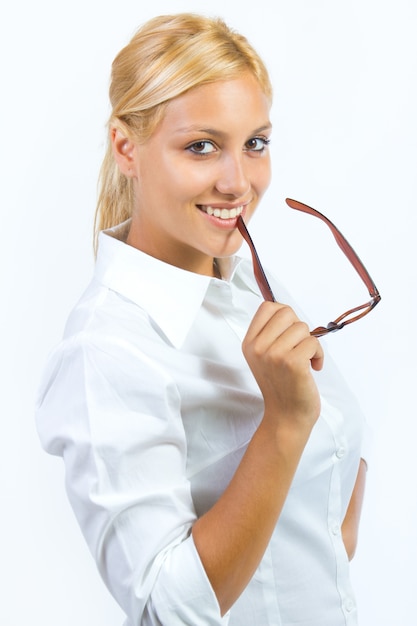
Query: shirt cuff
148 533 230 625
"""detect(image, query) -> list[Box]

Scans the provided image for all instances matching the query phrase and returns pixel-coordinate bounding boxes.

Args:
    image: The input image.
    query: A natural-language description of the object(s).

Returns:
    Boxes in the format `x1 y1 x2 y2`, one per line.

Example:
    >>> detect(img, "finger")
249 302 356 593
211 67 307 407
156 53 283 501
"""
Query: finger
259 306 324 371
311 343 324 371
244 302 298 349
293 335 324 372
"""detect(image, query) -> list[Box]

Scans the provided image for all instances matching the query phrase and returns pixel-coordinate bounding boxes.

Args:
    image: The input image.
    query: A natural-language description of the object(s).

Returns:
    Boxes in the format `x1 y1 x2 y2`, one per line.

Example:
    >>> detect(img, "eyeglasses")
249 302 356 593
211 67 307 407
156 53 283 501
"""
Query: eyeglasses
237 198 381 337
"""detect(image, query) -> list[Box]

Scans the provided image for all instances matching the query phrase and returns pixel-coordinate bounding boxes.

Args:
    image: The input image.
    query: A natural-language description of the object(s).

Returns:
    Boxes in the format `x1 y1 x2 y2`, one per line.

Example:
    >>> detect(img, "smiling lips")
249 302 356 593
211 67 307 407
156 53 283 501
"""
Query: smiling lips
198 205 244 220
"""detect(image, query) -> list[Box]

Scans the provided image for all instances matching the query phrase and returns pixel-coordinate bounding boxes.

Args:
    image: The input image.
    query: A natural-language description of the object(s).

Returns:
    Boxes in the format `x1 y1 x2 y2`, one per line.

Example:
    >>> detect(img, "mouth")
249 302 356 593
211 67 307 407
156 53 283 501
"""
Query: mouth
197 204 245 220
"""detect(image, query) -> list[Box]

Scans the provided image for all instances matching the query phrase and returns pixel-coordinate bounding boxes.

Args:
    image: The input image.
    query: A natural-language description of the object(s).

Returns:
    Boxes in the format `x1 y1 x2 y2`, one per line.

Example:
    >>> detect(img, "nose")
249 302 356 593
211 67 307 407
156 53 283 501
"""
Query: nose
215 152 251 198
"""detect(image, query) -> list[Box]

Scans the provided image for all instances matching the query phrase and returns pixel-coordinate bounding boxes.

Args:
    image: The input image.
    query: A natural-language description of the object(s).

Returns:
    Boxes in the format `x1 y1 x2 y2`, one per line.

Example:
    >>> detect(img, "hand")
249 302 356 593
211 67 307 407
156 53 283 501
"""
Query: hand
242 301 324 432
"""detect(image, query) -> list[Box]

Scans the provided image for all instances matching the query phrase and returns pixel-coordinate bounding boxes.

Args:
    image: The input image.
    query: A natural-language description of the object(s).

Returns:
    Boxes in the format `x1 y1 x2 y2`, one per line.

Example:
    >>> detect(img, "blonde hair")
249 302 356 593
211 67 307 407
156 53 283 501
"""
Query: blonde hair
94 13 273 249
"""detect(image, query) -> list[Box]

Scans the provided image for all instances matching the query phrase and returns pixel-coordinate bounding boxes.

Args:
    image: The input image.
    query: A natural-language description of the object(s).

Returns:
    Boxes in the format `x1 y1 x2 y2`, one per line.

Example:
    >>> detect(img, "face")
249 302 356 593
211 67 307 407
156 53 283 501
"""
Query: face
115 73 272 276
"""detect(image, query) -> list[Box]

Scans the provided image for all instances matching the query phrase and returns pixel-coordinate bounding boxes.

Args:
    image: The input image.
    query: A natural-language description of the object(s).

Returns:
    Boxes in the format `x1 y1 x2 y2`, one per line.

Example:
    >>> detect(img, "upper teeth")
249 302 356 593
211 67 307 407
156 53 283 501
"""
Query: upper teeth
203 205 244 219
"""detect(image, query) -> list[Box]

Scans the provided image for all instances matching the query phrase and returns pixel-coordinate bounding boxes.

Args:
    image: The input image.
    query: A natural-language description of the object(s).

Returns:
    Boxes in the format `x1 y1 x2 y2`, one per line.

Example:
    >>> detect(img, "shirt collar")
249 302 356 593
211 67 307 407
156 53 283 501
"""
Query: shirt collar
94 221 258 348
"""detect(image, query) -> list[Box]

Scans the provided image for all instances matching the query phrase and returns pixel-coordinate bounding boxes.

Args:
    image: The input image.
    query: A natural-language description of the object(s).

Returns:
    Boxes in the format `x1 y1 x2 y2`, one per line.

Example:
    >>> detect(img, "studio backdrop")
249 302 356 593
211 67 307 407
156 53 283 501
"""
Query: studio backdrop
1 1 416 625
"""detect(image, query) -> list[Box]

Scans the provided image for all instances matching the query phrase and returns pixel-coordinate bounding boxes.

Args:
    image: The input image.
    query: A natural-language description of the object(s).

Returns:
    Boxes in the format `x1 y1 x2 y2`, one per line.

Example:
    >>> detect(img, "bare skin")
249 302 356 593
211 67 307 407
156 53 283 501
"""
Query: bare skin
342 458 367 560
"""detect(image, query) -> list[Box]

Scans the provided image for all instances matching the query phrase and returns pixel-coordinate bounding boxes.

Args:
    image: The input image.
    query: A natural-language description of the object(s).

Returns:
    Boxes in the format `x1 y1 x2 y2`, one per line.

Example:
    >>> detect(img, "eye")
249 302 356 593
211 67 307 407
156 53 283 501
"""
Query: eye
187 140 217 155
245 136 270 153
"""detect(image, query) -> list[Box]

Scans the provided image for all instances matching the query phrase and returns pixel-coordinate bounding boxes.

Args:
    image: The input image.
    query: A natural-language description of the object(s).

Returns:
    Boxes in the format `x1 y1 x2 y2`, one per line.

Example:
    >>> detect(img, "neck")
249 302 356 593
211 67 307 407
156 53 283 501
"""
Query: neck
213 258 222 279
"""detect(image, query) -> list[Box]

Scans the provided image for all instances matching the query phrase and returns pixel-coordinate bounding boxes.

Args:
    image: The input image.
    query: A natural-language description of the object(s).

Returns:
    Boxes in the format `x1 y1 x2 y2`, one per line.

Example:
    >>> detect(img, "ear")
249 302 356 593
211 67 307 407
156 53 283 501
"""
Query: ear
111 127 138 177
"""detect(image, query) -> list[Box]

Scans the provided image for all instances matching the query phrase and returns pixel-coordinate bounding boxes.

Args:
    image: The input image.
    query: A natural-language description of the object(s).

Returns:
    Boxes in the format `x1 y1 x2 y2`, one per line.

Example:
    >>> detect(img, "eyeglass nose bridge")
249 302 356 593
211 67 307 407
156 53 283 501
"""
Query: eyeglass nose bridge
311 293 381 337
311 322 344 337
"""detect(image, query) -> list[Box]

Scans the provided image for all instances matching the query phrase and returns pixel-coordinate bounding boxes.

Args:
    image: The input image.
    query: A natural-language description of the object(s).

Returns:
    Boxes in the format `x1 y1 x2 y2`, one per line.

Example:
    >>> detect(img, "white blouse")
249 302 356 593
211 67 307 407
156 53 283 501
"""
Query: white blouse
36 221 366 626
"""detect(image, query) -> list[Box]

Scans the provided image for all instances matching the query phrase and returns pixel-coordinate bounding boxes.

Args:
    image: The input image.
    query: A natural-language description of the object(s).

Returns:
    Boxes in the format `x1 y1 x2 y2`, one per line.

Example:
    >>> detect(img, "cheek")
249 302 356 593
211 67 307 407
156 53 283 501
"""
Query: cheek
255 158 272 194
175 166 217 199
161 156 213 194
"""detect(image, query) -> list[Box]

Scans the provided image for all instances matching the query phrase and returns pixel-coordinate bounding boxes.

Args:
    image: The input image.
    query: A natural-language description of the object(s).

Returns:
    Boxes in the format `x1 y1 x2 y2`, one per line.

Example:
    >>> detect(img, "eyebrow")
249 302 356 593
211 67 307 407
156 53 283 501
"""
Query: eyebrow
176 123 272 138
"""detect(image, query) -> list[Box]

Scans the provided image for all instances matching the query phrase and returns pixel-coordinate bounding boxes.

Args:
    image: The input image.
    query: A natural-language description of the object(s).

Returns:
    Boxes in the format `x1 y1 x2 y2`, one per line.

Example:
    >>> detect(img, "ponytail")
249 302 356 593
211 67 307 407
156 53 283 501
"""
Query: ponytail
94 140 134 254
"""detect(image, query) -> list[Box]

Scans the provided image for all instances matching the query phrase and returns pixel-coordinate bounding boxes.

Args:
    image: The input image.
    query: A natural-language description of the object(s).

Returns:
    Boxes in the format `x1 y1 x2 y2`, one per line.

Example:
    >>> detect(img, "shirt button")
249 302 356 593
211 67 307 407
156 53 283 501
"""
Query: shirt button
344 598 355 612
335 446 346 459
331 523 341 535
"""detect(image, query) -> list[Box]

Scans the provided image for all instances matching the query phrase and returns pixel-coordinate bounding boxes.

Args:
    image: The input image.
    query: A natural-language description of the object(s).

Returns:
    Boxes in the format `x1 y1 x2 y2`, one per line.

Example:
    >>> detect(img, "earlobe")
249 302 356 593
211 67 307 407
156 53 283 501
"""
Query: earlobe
111 128 137 177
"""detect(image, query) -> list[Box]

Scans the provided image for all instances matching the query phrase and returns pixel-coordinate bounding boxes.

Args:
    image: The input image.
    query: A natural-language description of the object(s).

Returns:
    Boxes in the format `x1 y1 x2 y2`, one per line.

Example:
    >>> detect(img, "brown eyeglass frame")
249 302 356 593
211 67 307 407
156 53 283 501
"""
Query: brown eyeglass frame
237 198 381 337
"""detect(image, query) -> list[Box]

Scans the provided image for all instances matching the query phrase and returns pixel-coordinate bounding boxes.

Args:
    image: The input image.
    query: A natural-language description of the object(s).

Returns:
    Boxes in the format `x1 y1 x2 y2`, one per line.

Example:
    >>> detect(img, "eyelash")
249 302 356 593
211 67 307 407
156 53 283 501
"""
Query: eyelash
244 137 271 153
187 136 271 156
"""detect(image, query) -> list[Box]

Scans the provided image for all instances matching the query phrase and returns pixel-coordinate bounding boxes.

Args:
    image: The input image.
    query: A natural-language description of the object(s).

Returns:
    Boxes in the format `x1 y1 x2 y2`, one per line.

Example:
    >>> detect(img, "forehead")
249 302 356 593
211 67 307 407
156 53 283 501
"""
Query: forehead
160 74 271 135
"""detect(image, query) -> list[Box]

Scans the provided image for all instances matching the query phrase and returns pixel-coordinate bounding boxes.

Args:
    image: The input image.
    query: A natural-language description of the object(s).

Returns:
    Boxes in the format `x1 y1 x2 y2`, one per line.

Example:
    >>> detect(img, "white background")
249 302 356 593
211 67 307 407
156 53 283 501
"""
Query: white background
1 1 416 624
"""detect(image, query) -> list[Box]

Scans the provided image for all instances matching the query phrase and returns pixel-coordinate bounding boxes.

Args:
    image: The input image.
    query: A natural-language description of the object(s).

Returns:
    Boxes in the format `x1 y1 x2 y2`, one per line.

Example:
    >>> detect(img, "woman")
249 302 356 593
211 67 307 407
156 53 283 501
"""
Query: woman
36 13 367 625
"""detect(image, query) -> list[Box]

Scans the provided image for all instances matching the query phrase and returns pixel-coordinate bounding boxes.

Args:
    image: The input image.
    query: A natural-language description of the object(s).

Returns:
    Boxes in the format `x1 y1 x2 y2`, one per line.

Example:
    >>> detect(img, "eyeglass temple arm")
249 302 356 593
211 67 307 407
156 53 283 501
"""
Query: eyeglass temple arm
237 216 276 302
285 198 380 300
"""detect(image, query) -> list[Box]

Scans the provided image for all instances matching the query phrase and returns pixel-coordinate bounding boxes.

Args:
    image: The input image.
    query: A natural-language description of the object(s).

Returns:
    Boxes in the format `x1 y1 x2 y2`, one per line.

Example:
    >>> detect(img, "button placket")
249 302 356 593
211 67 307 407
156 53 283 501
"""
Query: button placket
320 398 358 624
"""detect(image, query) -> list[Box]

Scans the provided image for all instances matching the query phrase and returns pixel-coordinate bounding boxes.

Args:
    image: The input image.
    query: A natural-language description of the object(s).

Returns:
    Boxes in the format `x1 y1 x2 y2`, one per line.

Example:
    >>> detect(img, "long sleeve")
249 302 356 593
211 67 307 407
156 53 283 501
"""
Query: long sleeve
36 331 229 625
